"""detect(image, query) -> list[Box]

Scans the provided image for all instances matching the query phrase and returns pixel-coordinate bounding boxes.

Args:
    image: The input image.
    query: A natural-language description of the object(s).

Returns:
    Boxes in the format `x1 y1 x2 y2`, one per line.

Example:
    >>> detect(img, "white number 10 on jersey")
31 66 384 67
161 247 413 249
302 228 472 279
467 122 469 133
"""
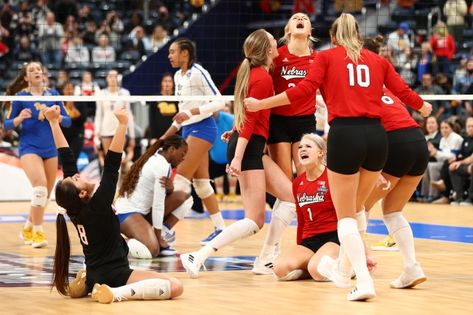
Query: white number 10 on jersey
347 64 370 87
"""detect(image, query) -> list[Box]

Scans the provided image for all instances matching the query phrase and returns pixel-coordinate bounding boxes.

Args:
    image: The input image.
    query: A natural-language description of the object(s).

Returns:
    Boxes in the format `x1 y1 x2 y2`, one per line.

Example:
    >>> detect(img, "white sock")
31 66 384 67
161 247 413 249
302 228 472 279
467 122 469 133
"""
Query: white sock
196 244 217 262
260 200 295 257
338 218 371 284
210 213 226 230
383 212 416 268
111 278 171 301
207 218 260 251
337 245 352 277
33 225 43 233
24 220 33 230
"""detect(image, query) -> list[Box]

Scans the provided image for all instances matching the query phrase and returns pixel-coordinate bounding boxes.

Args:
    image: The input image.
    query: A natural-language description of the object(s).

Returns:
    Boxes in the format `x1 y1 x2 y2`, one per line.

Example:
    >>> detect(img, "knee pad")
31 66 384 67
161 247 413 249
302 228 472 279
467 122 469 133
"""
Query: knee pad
173 174 192 194
193 178 214 199
31 186 48 207
127 238 153 259
171 196 194 220
272 200 296 225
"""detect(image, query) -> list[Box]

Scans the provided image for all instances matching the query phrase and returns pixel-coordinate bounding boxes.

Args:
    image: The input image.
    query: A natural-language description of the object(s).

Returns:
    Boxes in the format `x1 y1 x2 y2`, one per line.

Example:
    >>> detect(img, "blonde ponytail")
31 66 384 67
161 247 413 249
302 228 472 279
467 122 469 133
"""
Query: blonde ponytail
234 59 251 131
331 13 363 63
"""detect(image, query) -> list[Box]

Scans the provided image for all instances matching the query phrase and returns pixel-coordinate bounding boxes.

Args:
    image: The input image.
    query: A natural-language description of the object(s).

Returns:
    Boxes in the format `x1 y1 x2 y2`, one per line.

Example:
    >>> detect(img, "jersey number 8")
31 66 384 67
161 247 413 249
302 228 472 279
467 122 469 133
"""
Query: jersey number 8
77 224 89 245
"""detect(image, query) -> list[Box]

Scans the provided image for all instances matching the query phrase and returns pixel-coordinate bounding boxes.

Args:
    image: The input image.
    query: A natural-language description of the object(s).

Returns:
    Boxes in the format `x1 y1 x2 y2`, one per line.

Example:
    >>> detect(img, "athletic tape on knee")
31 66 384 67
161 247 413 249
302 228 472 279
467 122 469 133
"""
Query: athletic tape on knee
173 174 192 194
193 178 214 199
31 186 48 207
272 200 296 226
171 196 193 220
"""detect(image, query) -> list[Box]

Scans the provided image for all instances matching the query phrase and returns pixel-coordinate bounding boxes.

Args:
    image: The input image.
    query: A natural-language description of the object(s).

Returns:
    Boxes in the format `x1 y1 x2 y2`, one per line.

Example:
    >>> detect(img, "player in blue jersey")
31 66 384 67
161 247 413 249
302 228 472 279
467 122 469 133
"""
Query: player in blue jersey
3 61 71 248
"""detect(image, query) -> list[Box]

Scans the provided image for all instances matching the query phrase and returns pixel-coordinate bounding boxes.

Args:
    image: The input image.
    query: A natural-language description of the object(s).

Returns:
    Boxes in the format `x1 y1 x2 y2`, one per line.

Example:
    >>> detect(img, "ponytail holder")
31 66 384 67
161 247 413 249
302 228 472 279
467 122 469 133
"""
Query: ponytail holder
245 57 251 62
56 206 67 216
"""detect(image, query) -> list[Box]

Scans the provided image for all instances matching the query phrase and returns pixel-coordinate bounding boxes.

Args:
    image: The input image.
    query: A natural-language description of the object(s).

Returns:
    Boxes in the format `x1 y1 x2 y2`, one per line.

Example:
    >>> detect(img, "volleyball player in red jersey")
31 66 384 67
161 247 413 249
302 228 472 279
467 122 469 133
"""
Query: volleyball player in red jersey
180 29 294 279
245 13 432 301
361 36 428 289
273 134 340 281
252 12 316 276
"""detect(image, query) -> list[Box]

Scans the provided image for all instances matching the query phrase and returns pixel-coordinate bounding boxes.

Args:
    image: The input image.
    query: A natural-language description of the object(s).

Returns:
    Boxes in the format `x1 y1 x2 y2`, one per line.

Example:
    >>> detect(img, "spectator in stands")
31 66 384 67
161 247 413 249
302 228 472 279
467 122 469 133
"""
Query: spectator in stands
453 55 468 87
56 69 69 92
125 26 148 59
92 34 116 64
424 116 441 154
97 11 124 49
430 22 456 79
15 1 34 42
443 0 468 42
447 117 473 204
31 0 50 30
74 70 101 118
452 57 473 121
0 0 15 50
415 73 447 119
416 42 435 84
14 35 42 62
150 24 170 52
63 14 78 35
65 35 90 65
397 46 417 86
387 22 412 62
77 4 94 35
125 11 143 34
38 12 64 68
81 20 97 47
53 0 78 25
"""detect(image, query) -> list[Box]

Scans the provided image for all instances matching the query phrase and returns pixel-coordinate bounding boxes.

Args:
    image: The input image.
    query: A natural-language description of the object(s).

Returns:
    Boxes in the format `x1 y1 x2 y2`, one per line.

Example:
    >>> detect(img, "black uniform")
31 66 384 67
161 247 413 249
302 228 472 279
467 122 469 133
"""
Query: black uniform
59 147 132 292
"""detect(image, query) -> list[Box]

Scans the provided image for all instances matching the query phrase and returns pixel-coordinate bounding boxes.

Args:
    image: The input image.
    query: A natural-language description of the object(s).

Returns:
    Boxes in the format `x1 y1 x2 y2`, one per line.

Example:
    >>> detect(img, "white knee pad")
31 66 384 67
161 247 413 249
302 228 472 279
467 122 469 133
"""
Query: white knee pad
31 186 48 207
171 196 193 220
127 238 152 259
272 200 296 225
193 178 214 199
173 174 192 194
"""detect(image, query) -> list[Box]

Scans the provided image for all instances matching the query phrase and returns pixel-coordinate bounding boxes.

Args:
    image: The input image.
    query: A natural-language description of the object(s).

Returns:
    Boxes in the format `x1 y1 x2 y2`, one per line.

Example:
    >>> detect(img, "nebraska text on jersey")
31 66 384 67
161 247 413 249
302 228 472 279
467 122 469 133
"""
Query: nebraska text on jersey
280 66 307 80
297 192 326 207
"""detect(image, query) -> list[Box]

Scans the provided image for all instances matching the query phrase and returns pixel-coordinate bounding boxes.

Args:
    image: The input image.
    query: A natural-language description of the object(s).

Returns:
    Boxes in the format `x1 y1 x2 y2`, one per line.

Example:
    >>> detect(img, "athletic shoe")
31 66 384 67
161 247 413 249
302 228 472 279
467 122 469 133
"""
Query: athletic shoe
69 269 87 298
252 256 274 275
370 235 399 251
31 231 48 248
159 246 177 257
180 252 204 279
200 228 223 245
161 225 176 246
317 255 351 288
276 269 304 281
92 283 115 303
347 280 376 301
390 262 427 289
20 227 33 245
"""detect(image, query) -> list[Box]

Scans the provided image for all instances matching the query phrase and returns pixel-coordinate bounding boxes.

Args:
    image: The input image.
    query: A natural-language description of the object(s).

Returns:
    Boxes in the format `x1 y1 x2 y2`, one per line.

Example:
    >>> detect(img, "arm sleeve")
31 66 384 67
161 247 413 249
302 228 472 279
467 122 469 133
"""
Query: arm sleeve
58 147 78 177
286 53 325 104
151 168 169 229
90 150 122 211
383 59 423 110
293 179 304 245
3 101 23 130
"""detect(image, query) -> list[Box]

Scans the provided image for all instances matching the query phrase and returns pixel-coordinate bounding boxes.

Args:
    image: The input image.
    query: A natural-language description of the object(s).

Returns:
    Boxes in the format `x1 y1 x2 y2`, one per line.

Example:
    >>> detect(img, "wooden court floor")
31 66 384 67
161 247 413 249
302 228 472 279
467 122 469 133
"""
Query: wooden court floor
0 201 472 315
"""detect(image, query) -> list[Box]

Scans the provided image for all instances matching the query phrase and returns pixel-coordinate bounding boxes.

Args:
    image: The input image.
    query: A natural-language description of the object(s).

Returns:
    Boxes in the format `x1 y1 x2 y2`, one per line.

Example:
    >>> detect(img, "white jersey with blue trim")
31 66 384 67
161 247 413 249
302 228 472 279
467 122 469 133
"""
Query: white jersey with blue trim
174 63 224 126
114 152 171 223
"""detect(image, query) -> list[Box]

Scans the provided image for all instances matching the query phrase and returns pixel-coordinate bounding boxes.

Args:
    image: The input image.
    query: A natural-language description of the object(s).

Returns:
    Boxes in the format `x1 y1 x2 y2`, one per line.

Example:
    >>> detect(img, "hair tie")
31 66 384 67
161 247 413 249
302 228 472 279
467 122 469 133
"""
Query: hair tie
245 57 251 62
56 206 67 216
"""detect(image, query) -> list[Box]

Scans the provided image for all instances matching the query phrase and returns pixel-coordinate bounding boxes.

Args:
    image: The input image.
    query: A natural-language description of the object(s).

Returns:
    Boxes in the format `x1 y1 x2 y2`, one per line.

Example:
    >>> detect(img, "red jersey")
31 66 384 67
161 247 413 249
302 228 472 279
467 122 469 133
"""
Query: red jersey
271 45 317 116
286 46 423 123
429 35 455 60
293 169 338 245
381 88 419 132
239 67 272 140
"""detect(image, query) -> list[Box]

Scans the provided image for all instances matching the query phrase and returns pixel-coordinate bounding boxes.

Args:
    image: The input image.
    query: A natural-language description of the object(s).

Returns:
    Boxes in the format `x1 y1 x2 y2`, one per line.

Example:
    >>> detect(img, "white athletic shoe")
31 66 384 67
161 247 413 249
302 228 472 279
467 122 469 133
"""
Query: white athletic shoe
390 262 427 289
347 280 376 301
276 269 304 281
161 225 176 246
317 255 352 288
180 252 204 279
252 256 274 275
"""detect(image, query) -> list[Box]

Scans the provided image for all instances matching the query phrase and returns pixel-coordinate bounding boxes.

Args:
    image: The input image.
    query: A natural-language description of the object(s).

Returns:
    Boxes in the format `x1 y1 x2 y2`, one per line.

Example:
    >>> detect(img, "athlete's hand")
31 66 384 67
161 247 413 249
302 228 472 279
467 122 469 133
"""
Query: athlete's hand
221 130 233 143
227 158 241 177
173 110 192 124
419 101 432 117
114 106 129 125
449 161 461 171
366 255 377 274
160 176 174 195
43 106 60 122
244 97 262 112
18 108 32 121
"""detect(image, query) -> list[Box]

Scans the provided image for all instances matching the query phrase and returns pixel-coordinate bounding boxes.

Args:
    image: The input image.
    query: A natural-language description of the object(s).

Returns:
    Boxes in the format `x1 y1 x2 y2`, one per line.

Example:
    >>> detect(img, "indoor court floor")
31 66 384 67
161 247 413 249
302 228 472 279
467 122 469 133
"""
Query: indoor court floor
0 200 472 314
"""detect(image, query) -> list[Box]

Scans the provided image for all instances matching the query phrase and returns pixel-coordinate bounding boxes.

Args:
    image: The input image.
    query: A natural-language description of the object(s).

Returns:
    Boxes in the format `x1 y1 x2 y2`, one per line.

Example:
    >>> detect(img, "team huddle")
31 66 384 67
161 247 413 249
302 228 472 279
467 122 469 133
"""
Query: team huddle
3 12 432 303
